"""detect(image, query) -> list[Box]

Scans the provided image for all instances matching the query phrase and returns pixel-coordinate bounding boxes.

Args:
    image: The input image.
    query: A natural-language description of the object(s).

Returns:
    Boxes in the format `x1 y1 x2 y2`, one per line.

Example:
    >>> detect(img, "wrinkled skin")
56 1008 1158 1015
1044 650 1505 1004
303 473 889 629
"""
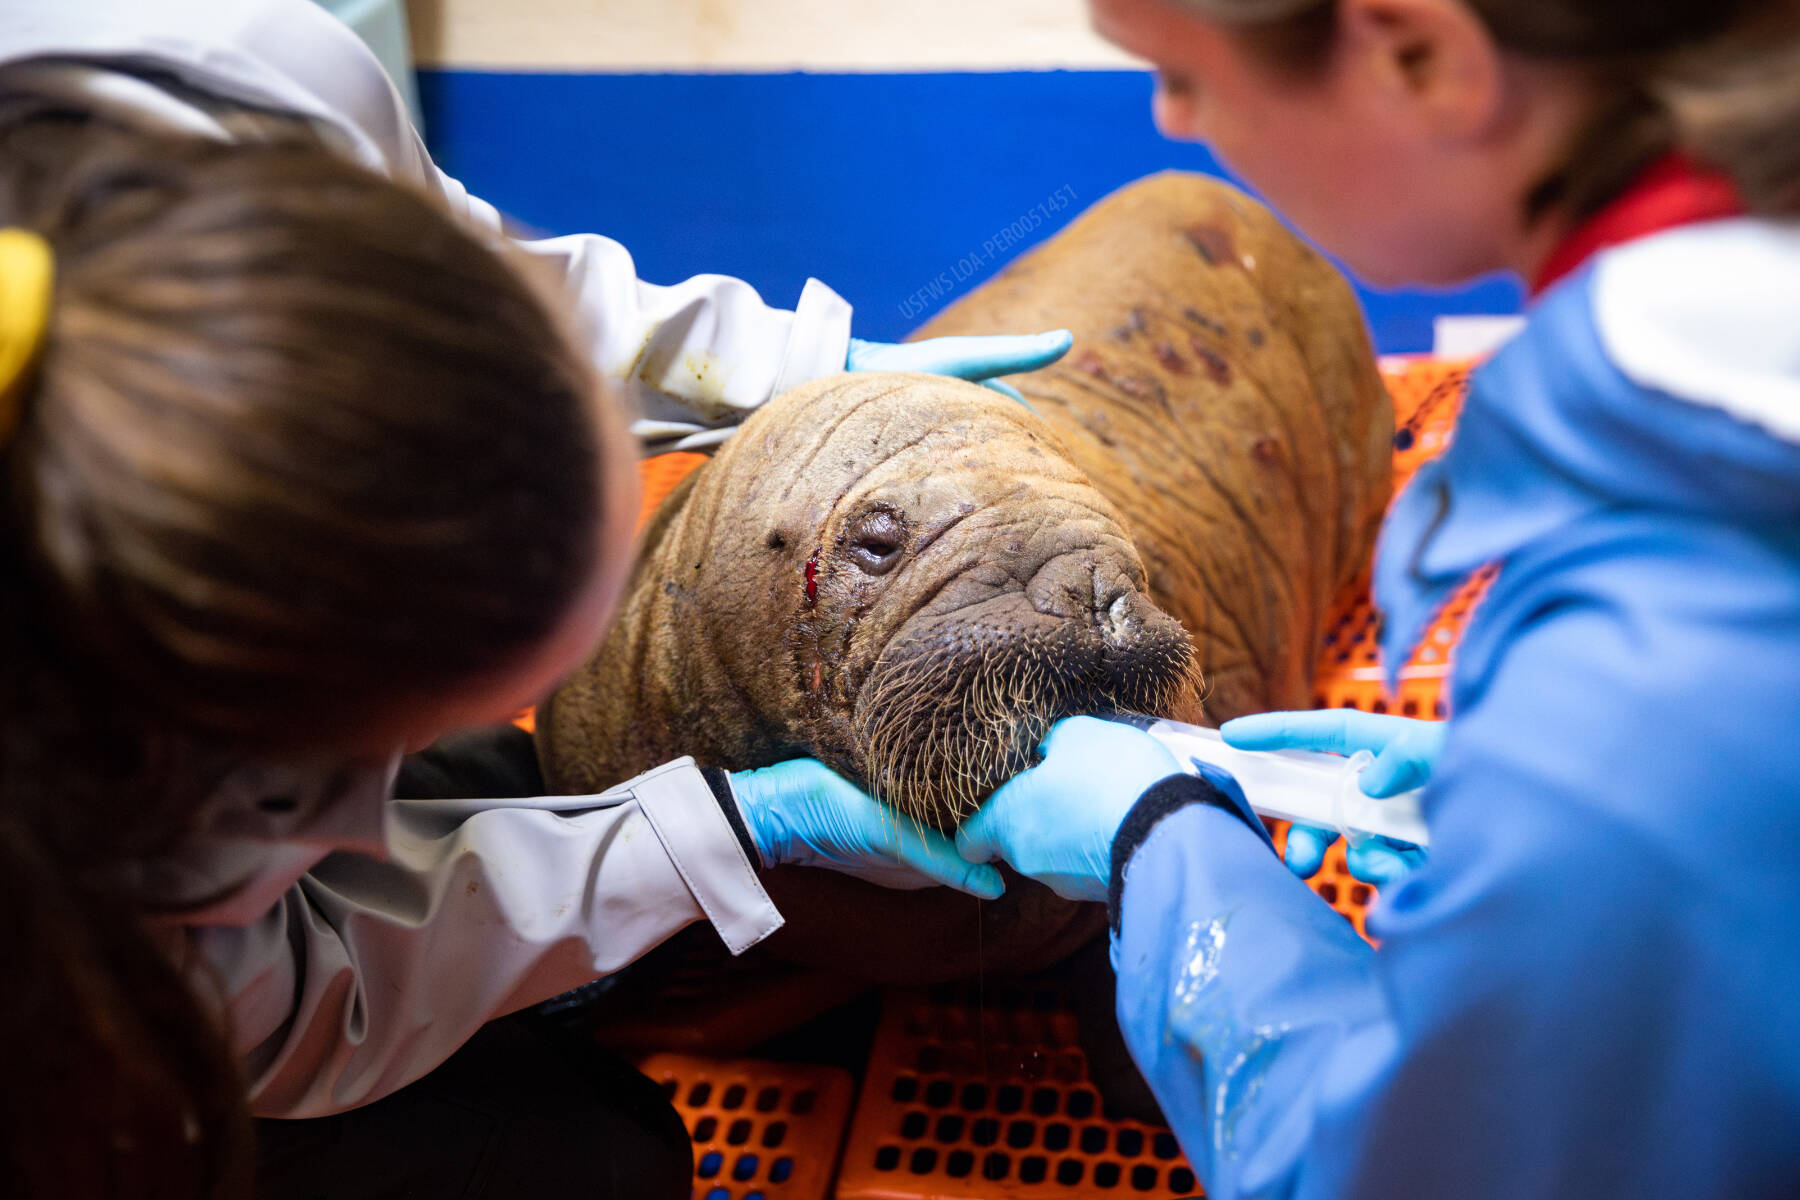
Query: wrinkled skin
539 173 1391 982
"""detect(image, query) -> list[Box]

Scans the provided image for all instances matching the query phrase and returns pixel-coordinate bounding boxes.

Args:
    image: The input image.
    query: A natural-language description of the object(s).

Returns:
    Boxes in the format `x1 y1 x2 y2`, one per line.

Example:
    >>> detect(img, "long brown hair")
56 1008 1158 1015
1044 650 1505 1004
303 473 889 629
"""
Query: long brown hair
0 115 613 1196
1172 0 1800 219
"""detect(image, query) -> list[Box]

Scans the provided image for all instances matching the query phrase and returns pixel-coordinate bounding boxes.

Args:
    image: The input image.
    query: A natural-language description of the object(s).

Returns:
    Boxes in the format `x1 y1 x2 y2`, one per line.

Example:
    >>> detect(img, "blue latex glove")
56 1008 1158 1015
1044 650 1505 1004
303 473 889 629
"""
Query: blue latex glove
1220 709 1444 887
729 759 1004 898
845 330 1073 405
955 717 1182 901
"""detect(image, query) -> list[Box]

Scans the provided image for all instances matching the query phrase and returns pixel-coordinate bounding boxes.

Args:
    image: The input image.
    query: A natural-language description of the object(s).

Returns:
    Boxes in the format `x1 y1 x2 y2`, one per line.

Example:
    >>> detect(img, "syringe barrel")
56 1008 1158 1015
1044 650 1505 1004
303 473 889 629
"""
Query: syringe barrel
1112 716 1430 848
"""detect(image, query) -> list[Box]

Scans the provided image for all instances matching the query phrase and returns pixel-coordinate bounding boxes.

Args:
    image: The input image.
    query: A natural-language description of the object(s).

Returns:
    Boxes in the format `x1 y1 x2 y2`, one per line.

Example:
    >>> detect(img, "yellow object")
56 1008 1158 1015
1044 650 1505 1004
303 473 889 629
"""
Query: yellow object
0 227 55 446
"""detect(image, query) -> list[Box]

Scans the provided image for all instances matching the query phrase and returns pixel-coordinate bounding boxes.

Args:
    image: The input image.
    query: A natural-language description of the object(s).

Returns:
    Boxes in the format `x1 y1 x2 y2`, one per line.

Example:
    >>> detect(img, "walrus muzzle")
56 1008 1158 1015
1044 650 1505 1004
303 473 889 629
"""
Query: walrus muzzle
852 555 1200 827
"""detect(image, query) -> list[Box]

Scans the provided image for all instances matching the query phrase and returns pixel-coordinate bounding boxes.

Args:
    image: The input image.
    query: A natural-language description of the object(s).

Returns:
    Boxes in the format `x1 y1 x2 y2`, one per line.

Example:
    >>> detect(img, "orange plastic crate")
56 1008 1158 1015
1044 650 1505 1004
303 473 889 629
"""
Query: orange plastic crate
638 1053 855 1200
835 985 1202 1200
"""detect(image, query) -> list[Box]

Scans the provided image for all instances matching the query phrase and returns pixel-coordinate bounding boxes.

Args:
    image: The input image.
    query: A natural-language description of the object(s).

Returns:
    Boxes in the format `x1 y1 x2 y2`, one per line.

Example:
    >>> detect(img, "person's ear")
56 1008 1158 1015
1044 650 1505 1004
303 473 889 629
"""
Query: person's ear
1337 0 1505 140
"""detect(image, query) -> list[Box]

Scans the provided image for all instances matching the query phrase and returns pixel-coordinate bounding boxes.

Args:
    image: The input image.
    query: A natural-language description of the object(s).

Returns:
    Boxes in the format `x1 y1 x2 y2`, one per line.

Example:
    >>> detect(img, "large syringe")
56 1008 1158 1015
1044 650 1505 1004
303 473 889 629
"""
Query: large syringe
1104 714 1430 849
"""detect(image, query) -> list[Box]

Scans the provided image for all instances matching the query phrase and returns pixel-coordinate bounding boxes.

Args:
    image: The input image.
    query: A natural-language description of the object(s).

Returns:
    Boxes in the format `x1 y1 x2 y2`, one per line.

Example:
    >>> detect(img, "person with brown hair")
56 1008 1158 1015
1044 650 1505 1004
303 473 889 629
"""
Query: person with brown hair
956 1 1800 1196
0 3 1041 1197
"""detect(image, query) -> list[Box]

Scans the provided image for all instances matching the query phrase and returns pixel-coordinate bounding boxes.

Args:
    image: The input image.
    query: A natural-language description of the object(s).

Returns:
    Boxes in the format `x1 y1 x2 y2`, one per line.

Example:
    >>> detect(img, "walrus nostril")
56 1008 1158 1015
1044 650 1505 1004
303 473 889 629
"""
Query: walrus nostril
1026 553 1135 623
1103 592 1135 643
1090 563 1130 616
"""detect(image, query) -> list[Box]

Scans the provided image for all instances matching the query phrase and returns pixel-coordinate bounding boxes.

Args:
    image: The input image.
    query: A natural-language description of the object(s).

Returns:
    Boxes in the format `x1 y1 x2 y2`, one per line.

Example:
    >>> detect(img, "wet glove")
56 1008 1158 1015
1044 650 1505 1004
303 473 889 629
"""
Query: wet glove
845 329 1073 404
728 759 1004 898
1220 709 1443 887
954 717 1183 902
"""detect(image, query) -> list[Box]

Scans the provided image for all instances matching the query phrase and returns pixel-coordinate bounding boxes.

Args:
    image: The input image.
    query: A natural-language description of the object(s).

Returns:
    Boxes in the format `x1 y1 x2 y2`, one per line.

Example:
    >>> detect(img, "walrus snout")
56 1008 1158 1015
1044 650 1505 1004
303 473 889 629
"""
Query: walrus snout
848 554 1201 829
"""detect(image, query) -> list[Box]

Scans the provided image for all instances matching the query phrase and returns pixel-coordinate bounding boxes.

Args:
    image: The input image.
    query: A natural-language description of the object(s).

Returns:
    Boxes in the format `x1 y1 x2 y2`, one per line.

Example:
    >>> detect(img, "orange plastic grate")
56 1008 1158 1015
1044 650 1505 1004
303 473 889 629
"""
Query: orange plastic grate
1288 360 1475 935
1309 360 1480 720
1273 823 1380 940
637 1053 855 1200
836 985 1202 1200
637 450 710 529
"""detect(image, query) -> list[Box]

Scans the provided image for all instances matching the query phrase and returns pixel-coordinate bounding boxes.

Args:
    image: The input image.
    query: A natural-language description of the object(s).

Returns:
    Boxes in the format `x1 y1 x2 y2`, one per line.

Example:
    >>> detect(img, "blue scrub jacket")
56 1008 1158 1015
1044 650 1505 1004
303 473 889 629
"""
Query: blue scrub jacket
1109 238 1800 1197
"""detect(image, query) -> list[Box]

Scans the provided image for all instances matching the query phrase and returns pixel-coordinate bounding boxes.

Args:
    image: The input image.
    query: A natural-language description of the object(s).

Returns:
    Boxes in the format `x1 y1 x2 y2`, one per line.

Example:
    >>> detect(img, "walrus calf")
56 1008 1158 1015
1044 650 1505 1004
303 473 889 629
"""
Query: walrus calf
542 172 1391 825
537 172 1391 980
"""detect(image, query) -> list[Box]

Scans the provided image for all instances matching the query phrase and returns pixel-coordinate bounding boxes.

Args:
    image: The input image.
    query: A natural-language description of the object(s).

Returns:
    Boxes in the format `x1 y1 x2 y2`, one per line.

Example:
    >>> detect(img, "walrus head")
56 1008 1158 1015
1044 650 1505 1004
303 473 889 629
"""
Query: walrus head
543 370 1203 830
790 377 1201 825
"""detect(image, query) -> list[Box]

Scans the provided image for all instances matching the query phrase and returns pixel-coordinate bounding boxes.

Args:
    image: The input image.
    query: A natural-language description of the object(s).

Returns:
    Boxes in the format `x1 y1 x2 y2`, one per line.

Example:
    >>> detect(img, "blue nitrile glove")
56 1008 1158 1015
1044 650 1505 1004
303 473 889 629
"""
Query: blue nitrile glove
845 330 1073 405
954 717 1183 902
1221 709 1444 887
729 759 1004 898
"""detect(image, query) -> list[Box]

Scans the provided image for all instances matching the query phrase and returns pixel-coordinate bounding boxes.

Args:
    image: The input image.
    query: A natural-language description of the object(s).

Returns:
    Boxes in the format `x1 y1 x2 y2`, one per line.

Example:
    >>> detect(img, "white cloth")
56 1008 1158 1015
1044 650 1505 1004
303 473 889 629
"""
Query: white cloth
0 0 855 450
152 756 781 1118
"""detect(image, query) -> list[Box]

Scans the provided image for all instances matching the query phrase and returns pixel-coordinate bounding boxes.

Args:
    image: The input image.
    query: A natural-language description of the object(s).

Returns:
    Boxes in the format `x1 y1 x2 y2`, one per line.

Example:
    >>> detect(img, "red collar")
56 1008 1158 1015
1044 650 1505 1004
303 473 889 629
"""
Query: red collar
1531 154 1745 295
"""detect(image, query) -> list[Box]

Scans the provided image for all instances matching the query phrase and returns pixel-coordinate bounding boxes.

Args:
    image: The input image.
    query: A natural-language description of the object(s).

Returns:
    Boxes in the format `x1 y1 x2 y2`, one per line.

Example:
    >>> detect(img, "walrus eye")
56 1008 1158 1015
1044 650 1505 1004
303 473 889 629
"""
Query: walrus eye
848 509 906 577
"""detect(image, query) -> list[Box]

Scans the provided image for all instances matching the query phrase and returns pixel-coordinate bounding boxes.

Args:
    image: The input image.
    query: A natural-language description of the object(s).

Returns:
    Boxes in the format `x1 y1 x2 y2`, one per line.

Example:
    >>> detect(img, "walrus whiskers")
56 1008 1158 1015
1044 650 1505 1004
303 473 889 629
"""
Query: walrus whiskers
854 626 1205 827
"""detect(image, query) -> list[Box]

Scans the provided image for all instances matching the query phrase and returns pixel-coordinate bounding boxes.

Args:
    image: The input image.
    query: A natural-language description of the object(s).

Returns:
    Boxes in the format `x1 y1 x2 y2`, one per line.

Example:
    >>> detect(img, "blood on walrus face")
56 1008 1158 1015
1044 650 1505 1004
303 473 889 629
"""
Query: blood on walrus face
539 371 1202 829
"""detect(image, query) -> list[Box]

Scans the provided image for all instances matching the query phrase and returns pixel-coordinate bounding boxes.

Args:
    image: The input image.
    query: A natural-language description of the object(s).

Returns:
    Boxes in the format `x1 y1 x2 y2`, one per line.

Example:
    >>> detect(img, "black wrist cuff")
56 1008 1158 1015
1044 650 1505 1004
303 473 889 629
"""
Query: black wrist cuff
1107 773 1277 934
700 767 761 864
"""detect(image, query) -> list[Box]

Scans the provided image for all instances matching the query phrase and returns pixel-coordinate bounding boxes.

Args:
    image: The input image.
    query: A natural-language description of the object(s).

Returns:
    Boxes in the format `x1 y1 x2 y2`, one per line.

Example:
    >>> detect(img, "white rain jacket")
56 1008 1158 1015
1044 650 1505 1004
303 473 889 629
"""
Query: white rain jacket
0 0 801 1117
148 756 780 1118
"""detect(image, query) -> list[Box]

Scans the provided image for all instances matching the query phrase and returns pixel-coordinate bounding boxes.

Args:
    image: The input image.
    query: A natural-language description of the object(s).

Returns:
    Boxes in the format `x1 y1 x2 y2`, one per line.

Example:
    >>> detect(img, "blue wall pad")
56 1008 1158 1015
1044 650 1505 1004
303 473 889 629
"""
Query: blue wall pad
419 69 1523 354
